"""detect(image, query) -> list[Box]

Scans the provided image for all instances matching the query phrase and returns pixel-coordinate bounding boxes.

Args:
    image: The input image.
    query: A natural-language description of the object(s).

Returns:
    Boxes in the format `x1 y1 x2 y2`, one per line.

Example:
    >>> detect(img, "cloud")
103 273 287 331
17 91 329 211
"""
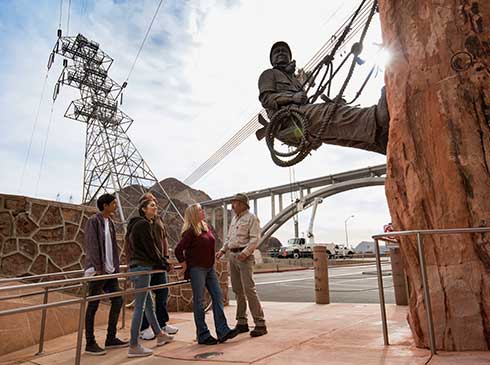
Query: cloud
0 0 390 245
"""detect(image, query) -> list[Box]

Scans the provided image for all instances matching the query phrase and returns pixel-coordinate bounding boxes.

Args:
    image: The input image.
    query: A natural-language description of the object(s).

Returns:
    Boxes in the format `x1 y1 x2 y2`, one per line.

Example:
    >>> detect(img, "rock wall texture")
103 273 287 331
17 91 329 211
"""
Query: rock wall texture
379 0 490 350
0 193 229 311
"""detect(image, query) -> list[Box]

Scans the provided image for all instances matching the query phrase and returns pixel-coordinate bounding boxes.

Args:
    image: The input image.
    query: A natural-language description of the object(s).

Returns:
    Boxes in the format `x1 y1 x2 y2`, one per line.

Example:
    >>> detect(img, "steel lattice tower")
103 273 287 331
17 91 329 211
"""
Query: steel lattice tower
47 33 182 222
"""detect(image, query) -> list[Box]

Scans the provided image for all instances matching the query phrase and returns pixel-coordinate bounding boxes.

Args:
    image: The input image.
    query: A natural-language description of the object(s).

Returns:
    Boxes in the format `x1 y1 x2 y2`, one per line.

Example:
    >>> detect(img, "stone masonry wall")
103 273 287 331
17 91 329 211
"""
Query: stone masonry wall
0 193 228 311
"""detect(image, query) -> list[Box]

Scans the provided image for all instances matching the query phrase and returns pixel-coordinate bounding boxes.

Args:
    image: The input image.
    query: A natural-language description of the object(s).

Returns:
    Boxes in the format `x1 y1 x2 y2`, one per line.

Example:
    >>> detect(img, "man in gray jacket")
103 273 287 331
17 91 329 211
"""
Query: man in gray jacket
84 193 128 355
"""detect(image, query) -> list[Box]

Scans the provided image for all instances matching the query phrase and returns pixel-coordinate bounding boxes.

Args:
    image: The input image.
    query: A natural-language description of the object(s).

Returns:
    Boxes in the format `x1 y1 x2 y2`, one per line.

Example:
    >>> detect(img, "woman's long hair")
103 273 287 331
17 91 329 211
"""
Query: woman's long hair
181 203 208 237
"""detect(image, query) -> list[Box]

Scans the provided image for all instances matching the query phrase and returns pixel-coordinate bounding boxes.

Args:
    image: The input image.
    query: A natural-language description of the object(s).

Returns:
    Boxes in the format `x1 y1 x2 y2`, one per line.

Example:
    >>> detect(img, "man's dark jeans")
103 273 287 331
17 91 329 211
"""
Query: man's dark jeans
85 278 122 345
141 271 169 331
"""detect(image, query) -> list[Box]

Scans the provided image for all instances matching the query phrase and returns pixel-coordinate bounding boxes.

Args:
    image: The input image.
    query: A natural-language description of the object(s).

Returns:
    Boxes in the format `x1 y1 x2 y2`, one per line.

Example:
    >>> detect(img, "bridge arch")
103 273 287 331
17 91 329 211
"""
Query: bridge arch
259 176 386 247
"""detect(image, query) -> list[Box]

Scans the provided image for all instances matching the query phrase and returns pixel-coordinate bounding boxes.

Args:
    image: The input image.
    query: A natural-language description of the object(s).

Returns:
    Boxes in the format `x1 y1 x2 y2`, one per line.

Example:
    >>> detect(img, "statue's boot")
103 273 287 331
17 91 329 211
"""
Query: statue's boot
374 86 390 153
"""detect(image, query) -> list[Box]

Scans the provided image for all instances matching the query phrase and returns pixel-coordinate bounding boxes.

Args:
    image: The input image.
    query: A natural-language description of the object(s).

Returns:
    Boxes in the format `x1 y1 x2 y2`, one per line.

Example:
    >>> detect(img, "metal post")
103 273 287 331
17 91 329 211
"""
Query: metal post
416 233 437 355
121 278 128 329
75 282 88 365
211 208 216 228
278 194 283 211
223 203 228 242
253 199 258 215
270 193 275 218
374 238 389 345
36 287 50 355
313 246 329 304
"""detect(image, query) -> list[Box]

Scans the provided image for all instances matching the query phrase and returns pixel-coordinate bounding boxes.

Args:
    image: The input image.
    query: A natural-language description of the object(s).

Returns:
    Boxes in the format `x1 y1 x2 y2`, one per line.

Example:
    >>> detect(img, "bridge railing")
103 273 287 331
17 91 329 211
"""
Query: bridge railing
372 226 490 356
0 266 188 365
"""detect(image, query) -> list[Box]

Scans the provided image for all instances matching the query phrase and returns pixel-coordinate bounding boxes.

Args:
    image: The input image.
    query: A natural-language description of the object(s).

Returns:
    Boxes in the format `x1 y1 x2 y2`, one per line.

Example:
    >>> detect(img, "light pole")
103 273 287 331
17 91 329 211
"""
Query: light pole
344 215 355 248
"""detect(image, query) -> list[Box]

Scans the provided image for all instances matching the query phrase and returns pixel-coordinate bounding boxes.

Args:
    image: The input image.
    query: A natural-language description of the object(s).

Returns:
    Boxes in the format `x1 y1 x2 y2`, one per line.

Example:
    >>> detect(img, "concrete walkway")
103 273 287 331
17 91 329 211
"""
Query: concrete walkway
1 301 489 365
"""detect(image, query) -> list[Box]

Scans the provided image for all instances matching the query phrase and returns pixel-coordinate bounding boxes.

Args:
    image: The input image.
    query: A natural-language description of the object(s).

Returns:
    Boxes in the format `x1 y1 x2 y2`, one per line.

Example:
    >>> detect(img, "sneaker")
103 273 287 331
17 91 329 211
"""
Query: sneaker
235 323 249 333
105 337 129 349
156 331 174 346
85 342 106 356
198 336 218 345
250 326 268 337
218 328 240 343
140 327 155 340
163 324 179 335
128 344 153 358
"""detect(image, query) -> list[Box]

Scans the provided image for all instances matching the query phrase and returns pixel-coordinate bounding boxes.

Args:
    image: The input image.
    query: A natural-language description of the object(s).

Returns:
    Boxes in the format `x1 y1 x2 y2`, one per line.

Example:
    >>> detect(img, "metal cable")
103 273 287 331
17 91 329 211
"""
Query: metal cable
19 72 49 193
35 103 56 196
125 0 165 84
66 0 71 35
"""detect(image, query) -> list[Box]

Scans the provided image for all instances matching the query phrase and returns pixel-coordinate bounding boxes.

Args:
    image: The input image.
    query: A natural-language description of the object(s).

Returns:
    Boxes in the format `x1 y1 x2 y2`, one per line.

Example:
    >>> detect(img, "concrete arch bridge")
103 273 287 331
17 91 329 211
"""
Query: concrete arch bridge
200 164 386 247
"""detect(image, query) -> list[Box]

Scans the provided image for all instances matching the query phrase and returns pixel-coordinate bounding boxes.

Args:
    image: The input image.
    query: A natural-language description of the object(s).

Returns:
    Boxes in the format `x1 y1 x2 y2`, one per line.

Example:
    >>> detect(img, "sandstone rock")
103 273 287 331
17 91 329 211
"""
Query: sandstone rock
18 239 38 258
3 239 17 255
4 197 27 213
30 203 47 223
0 211 13 237
40 206 63 227
32 227 64 243
379 0 490 350
62 208 82 224
1 253 32 276
15 213 38 237
64 223 78 241
30 255 47 274
40 242 82 268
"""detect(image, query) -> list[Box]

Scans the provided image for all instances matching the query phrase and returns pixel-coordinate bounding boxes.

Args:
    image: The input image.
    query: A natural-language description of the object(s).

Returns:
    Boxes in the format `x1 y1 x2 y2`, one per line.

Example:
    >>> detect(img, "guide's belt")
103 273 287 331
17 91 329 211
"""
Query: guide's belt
230 246 247 253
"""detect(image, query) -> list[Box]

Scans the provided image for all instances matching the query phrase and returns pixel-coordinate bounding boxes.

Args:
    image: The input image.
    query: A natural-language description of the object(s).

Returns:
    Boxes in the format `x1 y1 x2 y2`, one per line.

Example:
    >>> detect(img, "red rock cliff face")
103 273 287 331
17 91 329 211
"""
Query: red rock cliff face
379 0 490 350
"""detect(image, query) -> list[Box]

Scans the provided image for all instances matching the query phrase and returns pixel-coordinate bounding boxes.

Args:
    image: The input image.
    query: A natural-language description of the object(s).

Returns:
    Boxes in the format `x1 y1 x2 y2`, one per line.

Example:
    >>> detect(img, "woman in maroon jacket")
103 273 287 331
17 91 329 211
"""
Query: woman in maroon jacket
175 203 239 345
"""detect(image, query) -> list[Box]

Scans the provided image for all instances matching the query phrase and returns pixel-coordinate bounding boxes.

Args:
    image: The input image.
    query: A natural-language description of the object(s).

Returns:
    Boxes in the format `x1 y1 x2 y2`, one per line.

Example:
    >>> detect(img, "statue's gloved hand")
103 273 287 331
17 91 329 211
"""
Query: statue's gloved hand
292 91 308 105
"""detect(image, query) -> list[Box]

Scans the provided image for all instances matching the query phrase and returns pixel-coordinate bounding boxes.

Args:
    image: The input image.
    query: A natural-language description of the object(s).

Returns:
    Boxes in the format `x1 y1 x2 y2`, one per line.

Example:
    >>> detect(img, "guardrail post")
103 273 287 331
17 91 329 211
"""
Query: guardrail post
389 247 408 305
313 246 329 304
75 282 88 365
374 238 389 345
35 287 50 355
121 277 128 329
416 233 437 355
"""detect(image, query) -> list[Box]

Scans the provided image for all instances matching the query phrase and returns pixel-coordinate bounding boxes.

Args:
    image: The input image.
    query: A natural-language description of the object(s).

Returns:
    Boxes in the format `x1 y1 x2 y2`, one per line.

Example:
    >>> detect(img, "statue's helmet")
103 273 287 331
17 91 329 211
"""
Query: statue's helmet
270 41 292 65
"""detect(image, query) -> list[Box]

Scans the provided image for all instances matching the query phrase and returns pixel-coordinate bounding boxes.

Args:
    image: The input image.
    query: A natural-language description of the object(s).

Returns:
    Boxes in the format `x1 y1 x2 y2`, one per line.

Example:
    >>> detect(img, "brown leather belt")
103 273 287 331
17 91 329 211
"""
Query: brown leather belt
230 246 247 253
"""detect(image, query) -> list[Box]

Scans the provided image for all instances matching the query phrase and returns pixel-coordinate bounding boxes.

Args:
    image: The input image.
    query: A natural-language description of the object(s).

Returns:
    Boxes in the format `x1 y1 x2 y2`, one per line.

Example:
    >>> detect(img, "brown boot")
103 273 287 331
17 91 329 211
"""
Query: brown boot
250 326 268 337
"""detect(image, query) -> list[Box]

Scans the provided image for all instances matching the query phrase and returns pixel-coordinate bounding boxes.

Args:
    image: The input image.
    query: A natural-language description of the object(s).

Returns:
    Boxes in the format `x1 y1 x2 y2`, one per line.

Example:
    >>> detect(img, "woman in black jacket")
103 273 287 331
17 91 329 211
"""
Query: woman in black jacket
126 199 173 358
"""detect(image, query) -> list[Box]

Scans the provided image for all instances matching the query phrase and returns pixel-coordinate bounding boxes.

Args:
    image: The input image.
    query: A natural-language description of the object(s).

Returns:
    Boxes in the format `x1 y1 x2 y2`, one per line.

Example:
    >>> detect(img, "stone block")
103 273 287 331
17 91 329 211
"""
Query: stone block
40 242 82 268
40 206 63 227
1 253 32 276
3 239 17 255
75 231 85 246
32 226 64 243
4 197 28 213
64 223 79 241
15 213 38 237
18 239 38 258
30 202 47 223
62 208 82 224
30 255 47 274
46 258 61 273
0 211 13 236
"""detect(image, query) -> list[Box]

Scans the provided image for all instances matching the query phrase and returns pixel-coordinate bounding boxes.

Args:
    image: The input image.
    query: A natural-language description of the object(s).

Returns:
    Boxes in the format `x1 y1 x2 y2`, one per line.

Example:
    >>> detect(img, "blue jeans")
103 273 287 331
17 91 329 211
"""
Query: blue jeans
129 266 162 346
141 272 169 330
189 266 231 342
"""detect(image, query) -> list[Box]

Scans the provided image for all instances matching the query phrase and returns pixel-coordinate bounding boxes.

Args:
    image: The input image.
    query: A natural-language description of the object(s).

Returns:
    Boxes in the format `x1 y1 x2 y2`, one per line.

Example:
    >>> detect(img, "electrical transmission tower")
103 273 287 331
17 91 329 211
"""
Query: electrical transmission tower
47 32 182 222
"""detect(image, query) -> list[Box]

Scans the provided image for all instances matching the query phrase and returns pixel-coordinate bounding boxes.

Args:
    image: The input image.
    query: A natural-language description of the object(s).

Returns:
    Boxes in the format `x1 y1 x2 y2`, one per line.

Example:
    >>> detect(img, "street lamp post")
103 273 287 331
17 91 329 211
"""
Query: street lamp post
344 215 355 248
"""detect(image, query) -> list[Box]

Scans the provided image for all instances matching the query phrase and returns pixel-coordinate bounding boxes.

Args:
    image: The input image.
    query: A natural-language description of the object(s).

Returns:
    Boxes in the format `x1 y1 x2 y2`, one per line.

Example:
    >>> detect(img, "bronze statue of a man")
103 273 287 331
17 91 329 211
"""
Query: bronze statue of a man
257 41 389 154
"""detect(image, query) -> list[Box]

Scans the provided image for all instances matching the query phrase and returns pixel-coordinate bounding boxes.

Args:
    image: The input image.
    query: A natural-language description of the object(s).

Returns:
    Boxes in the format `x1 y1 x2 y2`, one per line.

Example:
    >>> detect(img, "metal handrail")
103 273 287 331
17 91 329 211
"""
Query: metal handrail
0 264 130 284
0 267 190 364
372 226 490 356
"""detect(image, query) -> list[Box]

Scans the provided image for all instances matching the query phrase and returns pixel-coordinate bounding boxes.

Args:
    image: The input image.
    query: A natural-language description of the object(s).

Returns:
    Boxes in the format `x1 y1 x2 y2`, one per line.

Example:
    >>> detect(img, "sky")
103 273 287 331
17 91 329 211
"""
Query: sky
0 0 390 247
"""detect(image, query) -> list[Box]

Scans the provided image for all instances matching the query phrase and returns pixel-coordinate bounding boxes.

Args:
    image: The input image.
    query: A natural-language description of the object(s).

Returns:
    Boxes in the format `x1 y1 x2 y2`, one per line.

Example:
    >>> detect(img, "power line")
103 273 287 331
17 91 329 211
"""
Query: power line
125 0 165 84
58 0 63 30
35 103 56 196
19 72 49 193
66 0 71 34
